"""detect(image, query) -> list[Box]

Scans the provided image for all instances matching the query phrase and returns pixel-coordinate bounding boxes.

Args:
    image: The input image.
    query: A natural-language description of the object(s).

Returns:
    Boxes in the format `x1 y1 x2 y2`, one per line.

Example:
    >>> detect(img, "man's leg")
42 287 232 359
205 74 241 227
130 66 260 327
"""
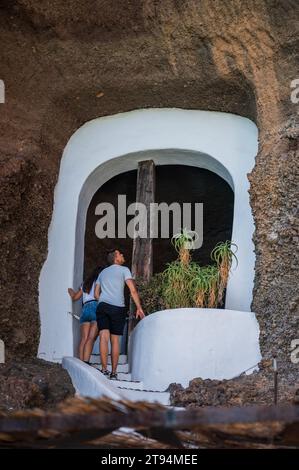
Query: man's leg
110 334 120 374
99 329 110 371
97 303 110 372
110 305 127 376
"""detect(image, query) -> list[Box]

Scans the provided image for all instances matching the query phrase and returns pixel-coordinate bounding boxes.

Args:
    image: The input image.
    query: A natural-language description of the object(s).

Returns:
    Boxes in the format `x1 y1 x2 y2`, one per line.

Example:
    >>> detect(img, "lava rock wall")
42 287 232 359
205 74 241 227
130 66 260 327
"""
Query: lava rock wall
0 0 298 361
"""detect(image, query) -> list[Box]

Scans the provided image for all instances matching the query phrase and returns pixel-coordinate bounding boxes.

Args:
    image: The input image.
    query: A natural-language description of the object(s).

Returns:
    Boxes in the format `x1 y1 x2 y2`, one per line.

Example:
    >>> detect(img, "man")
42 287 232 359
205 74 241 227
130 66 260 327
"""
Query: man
94 249 145 380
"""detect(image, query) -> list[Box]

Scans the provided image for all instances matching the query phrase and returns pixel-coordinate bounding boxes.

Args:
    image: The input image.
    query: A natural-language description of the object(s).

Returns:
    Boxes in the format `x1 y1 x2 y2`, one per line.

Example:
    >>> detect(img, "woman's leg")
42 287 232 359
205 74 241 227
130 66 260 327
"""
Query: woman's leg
83 322 98 362
79 323 91 360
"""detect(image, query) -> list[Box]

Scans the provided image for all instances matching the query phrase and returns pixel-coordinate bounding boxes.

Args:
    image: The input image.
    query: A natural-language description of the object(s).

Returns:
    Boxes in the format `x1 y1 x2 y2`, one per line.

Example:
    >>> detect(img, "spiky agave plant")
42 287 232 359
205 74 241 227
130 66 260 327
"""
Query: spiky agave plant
211 240 238 305
161 233 238 310
191 265 220 308
191 266 210 308
162 260 196 308
161 229 199 308
205 265 220 308
171 228 197 266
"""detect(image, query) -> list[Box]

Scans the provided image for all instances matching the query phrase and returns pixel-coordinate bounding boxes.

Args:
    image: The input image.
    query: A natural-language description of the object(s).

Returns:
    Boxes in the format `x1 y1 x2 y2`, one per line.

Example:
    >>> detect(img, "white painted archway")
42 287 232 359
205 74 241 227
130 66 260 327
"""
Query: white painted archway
38 108 258 362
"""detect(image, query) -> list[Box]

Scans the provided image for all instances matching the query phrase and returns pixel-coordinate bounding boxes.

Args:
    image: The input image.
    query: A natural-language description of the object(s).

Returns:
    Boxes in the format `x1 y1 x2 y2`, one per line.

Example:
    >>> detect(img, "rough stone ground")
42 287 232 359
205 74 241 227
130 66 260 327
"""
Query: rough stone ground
0 359 75 412
169 360 299 408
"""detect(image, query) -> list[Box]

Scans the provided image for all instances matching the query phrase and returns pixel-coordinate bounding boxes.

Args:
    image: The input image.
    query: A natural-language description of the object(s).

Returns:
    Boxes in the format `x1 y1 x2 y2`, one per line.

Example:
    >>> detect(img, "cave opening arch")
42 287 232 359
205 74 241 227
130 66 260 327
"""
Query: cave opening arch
38 108 258 362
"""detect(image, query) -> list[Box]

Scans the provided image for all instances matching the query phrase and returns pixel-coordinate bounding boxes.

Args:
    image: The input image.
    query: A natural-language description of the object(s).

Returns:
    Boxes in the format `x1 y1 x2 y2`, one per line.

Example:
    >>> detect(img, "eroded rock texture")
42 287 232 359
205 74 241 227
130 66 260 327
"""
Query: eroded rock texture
169 360 298 408
0 359 75 411
0 1 298 360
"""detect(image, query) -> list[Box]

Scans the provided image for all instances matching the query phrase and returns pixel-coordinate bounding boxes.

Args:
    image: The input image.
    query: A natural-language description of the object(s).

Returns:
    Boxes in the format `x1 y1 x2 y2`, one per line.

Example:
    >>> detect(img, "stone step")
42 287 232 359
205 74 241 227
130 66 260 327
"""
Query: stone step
64 357 173 407
119 388 170 405
114 380 144 390
90 363 170 404
93 363 129 373
116 372 132 381
90 354 127 365
91 366 132 382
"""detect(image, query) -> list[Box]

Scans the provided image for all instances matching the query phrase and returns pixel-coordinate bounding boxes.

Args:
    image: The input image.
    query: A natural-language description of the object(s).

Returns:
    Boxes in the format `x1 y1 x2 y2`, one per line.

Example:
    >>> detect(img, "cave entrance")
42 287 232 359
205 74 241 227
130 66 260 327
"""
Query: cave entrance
84 163 234 295
38 109 258 362
84 163 234 353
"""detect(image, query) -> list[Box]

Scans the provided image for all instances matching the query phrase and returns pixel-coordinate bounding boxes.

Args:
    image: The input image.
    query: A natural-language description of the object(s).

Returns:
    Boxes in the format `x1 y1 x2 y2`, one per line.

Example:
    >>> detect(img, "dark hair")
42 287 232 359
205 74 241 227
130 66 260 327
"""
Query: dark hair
107 249 119 265
83 266 103 294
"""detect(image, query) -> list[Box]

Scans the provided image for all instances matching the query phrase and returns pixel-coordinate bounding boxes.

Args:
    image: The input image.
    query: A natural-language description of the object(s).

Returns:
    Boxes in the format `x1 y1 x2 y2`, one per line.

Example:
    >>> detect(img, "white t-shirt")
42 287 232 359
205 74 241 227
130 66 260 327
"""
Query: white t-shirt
96 264 134 307
82 281 96 304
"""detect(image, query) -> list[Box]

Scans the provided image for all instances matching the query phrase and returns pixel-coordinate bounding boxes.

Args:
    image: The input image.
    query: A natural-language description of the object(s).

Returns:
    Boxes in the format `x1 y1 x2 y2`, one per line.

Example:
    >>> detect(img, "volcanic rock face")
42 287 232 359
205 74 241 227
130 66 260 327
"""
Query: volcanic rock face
0 359 75 411
169 360 298 408
0 1 298 360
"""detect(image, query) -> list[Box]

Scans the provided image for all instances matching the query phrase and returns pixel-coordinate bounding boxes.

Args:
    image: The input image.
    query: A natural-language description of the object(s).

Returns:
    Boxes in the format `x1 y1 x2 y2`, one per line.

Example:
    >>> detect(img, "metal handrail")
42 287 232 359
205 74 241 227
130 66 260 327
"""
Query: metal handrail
68 311 80 321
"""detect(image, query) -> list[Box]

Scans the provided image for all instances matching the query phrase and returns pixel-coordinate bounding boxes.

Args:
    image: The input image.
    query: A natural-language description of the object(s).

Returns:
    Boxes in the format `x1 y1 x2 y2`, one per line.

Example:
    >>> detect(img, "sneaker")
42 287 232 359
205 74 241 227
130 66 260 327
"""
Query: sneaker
110 372 118 381
100 369 110 377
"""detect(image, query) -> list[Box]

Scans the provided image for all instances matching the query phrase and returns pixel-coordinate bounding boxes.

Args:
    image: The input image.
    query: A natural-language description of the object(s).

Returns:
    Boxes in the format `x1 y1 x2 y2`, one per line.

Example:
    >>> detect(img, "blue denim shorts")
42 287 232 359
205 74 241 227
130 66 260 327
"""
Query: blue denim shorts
80 300 97 324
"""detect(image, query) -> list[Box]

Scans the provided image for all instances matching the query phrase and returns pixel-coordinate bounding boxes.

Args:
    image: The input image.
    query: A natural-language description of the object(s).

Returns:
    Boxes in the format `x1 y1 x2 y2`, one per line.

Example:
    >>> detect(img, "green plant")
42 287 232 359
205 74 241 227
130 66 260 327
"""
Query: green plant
206 265 220 308
171 228 197 266
159 232 238 310
211 240 238 305
162 260 198 308
190 266 209 308
136 273 166 315
159 229 199 308
191 265 220 308
138 233 238 312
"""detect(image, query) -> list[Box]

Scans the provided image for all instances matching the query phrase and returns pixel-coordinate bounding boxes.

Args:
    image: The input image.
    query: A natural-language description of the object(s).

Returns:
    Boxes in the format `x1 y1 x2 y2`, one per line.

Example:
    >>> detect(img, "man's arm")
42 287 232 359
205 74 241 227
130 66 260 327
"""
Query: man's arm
125 279 145 319
94 283 101 300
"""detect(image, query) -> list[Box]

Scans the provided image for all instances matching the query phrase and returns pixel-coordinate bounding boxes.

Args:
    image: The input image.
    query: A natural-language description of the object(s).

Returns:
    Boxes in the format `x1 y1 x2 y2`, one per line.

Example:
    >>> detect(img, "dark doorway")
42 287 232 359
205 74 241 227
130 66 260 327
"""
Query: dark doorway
84 165 234 277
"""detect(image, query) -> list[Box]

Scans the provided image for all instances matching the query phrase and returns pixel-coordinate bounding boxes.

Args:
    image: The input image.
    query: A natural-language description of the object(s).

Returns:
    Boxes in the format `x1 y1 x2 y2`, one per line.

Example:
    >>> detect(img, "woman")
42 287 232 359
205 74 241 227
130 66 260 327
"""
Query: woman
68 266 102 364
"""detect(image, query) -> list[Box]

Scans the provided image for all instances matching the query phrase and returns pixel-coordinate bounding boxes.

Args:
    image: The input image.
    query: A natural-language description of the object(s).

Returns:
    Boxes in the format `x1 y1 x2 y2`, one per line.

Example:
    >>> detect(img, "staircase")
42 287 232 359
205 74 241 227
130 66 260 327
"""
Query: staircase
90 354 170 405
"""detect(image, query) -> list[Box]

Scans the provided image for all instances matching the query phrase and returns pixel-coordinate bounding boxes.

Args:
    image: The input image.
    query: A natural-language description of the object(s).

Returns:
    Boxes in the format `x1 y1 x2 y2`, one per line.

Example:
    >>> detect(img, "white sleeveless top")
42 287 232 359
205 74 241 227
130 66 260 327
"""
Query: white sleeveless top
82 282 96 304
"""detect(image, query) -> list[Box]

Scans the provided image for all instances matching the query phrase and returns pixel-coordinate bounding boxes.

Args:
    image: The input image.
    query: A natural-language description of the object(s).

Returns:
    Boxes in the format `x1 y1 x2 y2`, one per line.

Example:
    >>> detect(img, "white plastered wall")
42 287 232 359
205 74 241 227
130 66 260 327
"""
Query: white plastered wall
130 308 262 390
38 108 258 362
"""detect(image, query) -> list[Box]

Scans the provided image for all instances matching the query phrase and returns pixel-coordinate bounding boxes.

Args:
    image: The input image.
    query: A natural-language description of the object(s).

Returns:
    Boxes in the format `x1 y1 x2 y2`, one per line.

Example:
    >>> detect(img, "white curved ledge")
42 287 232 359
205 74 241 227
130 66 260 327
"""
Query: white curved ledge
62 357 125 400
129 308 262 391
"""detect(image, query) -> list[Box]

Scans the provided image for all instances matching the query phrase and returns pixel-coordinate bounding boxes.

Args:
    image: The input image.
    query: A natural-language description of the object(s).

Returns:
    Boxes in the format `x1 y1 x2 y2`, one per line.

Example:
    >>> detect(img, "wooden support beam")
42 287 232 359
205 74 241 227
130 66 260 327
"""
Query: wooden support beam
129 160 155 335
131 160 156 281
1 401 299 449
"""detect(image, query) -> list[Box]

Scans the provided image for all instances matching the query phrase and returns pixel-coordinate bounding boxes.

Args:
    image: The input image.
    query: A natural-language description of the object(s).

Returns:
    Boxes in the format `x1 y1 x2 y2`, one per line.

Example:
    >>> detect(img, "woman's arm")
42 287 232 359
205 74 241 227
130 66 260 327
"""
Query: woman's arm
68 287 83 301
94 283 101 300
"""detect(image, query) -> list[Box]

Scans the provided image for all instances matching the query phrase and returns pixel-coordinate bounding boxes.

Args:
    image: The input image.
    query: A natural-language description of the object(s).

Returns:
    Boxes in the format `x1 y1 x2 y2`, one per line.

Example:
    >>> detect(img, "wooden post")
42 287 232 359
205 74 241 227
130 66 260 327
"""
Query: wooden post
128 160 155 337
0 339 4 364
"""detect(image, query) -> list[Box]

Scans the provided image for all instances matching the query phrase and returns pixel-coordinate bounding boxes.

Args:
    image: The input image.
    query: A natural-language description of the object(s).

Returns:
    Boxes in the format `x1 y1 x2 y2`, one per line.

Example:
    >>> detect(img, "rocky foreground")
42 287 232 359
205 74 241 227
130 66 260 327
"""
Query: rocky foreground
0 358 297 413
169 360 298 408
0 359 75 412
0 358 298 448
